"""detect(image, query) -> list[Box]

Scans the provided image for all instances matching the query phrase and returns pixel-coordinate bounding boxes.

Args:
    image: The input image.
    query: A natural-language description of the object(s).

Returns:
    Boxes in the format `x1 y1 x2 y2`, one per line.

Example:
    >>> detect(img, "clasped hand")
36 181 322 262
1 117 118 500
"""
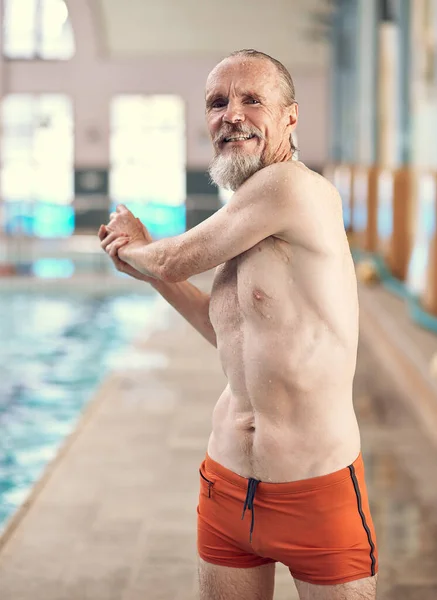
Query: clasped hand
98 204 152 279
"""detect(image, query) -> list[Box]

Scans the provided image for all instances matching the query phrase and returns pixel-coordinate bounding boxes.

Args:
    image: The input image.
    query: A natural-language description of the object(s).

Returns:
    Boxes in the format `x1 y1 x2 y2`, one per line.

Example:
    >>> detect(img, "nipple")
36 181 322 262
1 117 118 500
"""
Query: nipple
253 287 265 301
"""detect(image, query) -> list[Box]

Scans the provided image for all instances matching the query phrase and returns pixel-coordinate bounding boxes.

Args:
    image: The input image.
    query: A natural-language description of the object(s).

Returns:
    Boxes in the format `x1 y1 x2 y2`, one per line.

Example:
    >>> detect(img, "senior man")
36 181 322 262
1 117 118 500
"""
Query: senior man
99 49 378 600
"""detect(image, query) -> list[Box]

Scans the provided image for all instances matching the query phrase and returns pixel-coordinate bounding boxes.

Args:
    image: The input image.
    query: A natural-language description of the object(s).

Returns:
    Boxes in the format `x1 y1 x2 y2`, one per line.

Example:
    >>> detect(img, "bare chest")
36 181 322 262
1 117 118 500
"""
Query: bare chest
209 237 292 329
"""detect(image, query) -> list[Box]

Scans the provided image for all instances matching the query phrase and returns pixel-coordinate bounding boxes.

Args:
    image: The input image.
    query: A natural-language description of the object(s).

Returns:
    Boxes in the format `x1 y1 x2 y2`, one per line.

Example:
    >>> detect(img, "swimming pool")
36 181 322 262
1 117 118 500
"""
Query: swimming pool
0 289 168 533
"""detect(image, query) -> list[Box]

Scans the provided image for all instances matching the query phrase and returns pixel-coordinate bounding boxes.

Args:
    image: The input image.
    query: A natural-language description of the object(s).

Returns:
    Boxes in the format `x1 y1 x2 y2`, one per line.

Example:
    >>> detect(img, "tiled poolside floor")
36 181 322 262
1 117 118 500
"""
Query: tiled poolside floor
0 278 436 599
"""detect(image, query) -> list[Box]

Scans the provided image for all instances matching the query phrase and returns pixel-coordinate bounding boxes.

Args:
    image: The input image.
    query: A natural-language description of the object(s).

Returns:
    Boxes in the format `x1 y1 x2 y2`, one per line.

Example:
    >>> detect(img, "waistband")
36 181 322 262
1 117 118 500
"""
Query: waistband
204 452 364 495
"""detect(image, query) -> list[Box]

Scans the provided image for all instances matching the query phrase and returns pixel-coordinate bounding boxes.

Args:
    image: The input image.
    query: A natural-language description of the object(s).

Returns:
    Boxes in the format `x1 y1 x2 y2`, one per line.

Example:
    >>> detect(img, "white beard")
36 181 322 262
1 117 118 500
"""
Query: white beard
208 148 264 191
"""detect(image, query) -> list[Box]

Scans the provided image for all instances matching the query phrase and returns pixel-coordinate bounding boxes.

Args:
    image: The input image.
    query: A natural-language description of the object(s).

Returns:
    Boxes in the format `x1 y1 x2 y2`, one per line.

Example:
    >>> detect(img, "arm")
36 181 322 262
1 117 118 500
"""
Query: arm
117 162 301 282
99 225 216 347
150 278 216 347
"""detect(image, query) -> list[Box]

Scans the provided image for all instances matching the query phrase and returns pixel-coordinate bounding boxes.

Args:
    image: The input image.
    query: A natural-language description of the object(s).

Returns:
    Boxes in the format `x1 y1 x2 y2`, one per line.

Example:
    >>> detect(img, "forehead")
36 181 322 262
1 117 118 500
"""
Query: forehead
205 57 280 98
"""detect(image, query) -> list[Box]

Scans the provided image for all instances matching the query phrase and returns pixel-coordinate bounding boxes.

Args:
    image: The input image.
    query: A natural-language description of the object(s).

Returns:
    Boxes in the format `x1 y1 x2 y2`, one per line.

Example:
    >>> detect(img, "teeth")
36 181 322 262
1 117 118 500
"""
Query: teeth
224 135 254 142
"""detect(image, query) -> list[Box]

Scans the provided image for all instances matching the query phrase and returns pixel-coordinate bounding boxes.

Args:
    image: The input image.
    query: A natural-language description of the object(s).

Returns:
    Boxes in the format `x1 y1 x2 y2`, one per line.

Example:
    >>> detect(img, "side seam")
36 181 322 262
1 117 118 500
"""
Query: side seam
348 464 377 577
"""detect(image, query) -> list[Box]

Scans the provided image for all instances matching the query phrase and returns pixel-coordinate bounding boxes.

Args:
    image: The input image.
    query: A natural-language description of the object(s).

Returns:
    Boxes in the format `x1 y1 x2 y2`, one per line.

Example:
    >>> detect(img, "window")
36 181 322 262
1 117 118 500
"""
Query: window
110 95 186 238
3 0 75 60
1 94 74 237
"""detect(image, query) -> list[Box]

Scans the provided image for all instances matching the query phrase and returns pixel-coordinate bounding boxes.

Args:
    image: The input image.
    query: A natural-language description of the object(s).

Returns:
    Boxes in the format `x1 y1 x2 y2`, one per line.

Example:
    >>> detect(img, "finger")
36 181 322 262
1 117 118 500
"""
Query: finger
112 254 128 270
108 237 130 258
109 237 129 255
109 212 117 220
100 230 118 250
116 204 128 213
98 225 107 241
101 231 126 251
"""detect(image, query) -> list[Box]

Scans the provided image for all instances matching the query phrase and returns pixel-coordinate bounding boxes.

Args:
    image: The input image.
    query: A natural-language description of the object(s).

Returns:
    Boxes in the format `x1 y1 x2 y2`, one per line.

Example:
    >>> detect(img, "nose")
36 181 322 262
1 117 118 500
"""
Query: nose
223 101 245 124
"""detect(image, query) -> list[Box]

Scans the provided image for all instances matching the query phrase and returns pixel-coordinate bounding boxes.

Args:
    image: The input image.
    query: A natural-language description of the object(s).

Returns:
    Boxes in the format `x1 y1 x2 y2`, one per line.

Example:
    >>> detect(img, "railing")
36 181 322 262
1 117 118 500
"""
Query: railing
0 232 108 276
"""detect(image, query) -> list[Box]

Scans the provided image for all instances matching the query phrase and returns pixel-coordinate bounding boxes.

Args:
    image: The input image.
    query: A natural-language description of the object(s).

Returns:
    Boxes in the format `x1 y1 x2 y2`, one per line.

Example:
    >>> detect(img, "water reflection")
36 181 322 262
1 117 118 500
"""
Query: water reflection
0 291 166 531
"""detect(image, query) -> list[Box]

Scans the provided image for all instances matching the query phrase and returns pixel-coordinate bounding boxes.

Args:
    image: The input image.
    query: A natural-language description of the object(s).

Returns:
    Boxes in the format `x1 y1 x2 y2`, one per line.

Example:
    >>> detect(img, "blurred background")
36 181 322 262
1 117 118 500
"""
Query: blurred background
0 1 437 599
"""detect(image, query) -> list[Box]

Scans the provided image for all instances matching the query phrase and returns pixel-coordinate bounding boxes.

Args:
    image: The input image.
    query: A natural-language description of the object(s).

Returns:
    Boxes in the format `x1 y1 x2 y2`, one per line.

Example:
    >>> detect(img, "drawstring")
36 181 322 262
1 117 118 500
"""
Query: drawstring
241 478 260 543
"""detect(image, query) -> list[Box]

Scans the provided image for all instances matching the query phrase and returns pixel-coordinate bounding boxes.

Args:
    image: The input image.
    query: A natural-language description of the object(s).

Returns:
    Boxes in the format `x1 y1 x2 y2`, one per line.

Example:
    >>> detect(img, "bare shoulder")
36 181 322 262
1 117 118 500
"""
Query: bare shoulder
246 160 341 209
284 161 341 206
263 161 346 251
230 160 346 253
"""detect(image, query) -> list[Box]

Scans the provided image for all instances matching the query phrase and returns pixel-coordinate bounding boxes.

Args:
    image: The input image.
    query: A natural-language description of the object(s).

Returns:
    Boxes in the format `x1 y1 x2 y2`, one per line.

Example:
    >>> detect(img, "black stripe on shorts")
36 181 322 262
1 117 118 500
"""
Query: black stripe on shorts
348 464 377 577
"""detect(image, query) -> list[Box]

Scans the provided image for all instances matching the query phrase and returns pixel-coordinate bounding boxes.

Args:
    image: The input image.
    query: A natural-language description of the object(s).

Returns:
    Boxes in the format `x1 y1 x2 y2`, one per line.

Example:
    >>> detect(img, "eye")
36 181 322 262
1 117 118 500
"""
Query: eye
211 99 227 109
245 98 260 105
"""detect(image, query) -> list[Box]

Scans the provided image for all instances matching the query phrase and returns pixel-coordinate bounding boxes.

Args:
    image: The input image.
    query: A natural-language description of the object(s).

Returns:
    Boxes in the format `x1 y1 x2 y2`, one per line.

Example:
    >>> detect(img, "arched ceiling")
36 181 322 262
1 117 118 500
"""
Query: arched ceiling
94 0 333 69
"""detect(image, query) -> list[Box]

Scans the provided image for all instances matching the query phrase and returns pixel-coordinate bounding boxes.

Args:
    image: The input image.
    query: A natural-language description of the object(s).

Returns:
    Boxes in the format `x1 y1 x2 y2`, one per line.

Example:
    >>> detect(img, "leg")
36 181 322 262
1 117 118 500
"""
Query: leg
294 575 378 600
198 557 276 600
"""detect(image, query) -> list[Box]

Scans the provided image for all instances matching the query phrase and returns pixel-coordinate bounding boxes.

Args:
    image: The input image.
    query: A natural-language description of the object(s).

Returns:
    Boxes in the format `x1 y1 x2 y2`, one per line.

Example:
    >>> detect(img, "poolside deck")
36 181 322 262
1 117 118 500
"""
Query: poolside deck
1 274 437 599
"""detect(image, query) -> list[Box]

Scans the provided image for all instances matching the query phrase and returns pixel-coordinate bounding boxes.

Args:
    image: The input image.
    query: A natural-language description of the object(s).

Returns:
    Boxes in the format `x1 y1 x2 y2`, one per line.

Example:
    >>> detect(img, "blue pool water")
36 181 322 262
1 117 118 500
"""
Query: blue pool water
0 290 166 532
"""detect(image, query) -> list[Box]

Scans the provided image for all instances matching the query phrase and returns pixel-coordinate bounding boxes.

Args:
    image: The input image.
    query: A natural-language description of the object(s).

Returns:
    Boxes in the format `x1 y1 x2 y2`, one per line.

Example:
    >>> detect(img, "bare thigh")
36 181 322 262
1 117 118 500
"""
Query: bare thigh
198 558 276 600
294 575 378 600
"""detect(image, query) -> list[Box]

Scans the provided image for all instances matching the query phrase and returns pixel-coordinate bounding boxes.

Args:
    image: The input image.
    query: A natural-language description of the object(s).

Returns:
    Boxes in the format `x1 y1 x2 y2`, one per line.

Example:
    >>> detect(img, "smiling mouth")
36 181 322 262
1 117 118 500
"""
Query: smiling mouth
222 134 257 143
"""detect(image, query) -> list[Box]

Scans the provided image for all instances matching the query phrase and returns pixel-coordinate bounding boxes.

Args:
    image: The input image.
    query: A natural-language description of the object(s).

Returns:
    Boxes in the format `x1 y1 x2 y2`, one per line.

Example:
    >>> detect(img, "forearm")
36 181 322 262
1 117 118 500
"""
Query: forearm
118 239 171 281
115 237 215 345
150 278 217 348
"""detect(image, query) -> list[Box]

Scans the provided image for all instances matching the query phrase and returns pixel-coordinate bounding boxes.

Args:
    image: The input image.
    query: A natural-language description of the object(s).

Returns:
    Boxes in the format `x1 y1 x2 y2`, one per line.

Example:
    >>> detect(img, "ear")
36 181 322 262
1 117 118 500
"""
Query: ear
289 102 298 127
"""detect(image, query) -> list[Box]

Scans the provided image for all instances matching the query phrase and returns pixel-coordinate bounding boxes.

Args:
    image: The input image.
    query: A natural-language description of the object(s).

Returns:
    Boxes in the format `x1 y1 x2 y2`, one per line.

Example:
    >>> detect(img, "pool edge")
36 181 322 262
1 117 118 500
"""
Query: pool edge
0 374 120 555
358 284 437 449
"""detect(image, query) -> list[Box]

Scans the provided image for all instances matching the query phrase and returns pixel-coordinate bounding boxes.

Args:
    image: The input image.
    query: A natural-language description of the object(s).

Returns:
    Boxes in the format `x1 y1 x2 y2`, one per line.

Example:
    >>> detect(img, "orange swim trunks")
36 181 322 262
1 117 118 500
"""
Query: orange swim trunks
197 453 378 586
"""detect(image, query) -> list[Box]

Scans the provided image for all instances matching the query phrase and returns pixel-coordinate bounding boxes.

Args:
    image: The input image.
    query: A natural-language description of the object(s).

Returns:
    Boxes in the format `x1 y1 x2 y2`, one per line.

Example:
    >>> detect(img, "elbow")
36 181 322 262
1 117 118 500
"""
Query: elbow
159 264 187 283
158 253 187 283
158 238 189 283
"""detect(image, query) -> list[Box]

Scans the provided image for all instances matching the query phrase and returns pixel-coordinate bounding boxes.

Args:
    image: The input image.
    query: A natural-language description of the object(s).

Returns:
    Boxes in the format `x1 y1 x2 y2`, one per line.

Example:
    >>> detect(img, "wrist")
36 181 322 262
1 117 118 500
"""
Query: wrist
118 243 130 262
119 239 142 266
150 277 170 291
